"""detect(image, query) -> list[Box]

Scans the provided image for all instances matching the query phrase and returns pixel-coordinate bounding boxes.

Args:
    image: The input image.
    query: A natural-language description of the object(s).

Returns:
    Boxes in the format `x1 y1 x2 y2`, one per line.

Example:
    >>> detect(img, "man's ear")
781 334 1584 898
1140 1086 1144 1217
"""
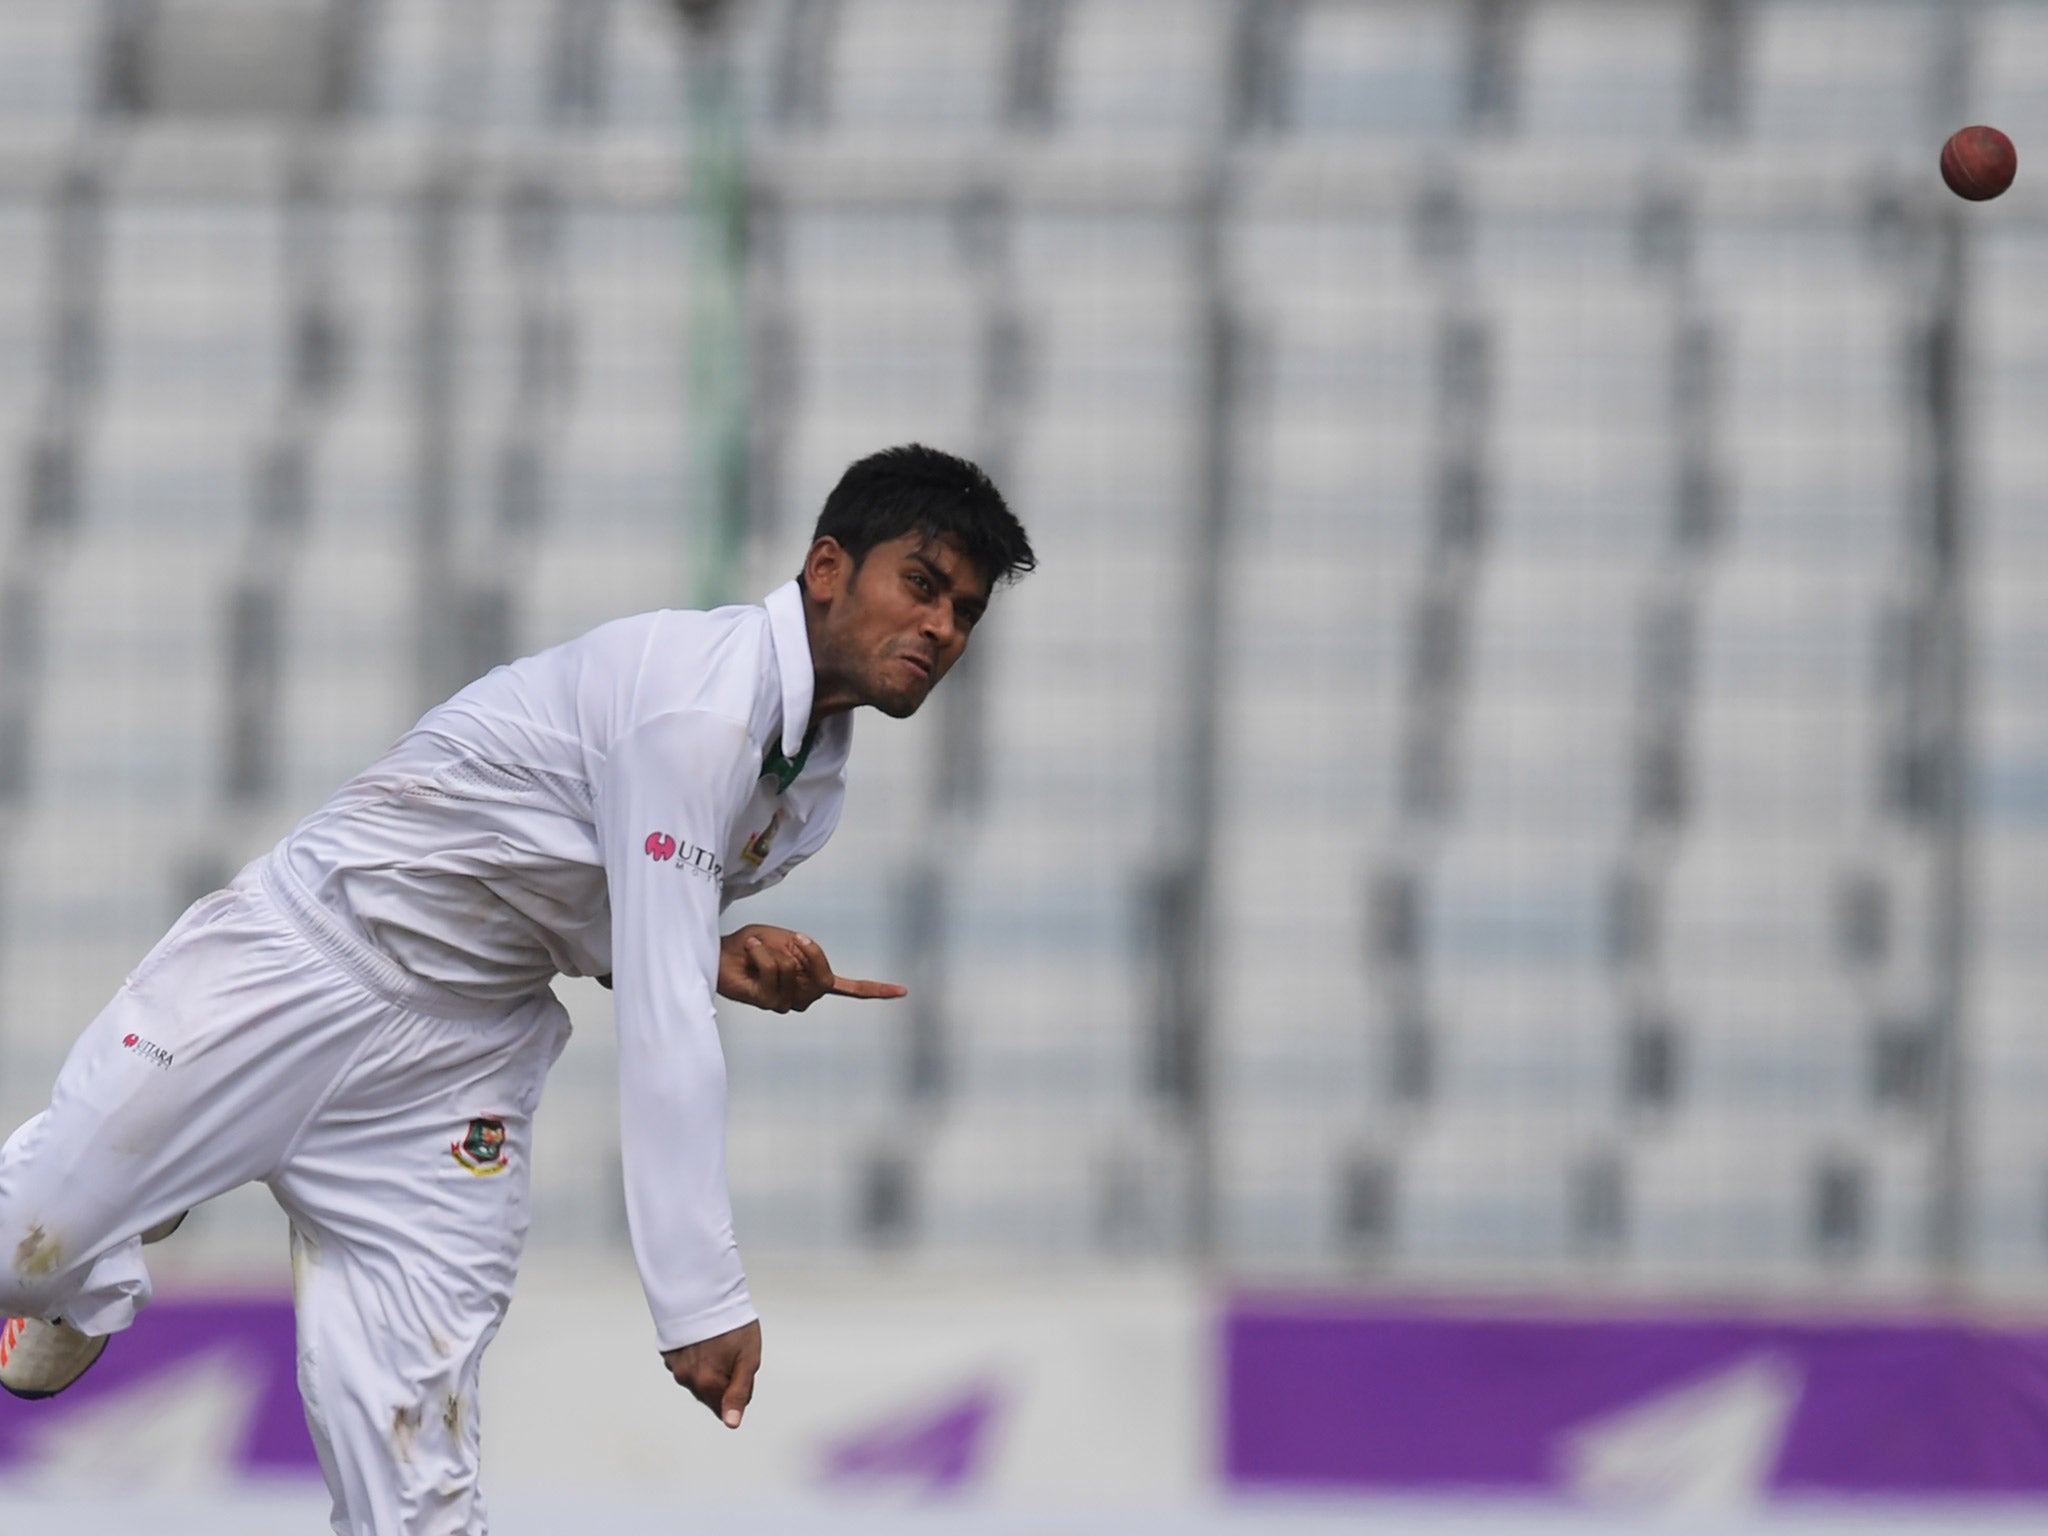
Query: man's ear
803 537 852 603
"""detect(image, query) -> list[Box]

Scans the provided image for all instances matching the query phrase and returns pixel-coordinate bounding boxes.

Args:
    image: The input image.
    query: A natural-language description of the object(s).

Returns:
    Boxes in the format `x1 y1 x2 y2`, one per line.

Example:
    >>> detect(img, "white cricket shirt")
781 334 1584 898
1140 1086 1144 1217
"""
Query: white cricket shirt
270 579 850 1350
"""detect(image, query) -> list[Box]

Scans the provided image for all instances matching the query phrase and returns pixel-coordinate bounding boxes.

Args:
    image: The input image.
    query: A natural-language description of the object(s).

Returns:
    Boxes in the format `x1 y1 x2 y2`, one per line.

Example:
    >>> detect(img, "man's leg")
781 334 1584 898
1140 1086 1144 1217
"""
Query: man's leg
271 988 571 1536
0 1192 187 1397
0 880 404 1355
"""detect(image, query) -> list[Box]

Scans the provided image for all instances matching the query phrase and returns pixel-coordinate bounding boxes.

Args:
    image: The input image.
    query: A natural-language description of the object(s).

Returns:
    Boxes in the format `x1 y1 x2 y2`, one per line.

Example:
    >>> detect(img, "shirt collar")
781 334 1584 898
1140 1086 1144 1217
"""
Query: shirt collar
762 578 815 761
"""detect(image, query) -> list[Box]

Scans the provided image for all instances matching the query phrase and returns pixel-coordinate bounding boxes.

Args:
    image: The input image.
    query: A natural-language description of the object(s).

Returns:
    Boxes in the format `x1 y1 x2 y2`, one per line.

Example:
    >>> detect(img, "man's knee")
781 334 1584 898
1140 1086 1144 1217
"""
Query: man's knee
0 1218 71 1319
0 1165 87 1315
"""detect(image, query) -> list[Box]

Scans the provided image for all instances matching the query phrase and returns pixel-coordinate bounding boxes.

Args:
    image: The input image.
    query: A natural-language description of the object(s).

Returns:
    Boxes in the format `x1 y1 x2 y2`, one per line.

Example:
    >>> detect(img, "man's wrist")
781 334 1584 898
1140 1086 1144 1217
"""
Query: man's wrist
654 1294 759 1354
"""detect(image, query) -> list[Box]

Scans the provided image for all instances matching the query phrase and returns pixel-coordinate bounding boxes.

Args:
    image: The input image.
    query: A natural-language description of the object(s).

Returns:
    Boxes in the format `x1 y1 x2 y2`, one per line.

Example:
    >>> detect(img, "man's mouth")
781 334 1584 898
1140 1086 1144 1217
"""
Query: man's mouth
895 651 934 681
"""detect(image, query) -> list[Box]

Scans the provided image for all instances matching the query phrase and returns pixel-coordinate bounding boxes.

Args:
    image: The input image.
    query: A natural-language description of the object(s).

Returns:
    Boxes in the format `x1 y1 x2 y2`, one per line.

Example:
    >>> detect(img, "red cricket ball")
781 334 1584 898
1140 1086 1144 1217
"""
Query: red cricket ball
1941 125 2018 202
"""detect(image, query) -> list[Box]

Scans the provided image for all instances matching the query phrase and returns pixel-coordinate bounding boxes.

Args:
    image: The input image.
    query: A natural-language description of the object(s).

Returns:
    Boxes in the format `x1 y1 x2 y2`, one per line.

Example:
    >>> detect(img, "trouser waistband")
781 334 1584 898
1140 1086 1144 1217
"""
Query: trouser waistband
256 852 508 1022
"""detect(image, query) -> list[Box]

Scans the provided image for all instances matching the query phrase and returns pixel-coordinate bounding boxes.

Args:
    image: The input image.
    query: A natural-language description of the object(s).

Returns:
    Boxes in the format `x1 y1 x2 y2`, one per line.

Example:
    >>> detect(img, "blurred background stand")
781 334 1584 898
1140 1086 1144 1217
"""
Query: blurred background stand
2 0 2048 1524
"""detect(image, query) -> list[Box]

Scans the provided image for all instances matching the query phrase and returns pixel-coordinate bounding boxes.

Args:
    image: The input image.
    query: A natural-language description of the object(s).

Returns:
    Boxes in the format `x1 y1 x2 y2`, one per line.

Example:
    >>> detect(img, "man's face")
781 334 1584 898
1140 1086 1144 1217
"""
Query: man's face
809 532 990 719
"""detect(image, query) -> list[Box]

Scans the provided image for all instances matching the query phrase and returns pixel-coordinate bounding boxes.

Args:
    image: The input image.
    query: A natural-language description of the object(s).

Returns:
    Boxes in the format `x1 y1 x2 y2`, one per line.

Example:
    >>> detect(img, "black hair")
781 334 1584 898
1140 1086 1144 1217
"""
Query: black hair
809 444 1035 591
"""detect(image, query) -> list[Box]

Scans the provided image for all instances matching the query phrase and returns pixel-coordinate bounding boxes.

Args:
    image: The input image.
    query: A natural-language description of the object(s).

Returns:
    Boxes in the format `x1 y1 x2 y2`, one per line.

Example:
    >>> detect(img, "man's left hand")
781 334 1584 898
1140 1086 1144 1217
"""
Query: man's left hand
662 1319 761 1428
717 925 908 1012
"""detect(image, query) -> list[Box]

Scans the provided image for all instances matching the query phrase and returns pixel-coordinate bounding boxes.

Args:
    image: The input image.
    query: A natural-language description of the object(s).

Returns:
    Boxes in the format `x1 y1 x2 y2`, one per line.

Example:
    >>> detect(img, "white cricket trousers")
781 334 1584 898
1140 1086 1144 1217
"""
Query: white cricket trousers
0 855 572 1535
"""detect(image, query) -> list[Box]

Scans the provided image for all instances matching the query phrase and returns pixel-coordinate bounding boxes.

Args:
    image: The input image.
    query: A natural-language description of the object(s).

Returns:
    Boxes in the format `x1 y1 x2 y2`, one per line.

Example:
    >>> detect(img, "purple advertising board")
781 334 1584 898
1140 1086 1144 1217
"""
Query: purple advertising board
0 1297 319 1478
1224 1296 2048 1502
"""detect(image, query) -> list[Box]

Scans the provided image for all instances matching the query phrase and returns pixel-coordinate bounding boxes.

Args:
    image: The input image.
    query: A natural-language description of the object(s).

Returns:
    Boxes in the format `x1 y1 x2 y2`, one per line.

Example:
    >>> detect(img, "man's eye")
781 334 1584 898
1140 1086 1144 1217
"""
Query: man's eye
909 573 933 595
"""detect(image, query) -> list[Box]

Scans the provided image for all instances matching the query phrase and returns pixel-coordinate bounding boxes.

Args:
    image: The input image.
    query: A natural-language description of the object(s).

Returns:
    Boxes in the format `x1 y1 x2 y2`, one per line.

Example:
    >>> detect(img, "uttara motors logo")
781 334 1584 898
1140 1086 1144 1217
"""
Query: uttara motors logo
644 829 723 886
121 1032 175 1070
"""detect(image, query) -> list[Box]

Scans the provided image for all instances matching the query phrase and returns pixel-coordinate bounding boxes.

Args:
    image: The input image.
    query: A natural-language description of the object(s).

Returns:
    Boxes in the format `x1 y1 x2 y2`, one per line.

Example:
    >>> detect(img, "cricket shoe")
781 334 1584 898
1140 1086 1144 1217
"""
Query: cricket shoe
0 1314 108 1400
0 1211 184 1399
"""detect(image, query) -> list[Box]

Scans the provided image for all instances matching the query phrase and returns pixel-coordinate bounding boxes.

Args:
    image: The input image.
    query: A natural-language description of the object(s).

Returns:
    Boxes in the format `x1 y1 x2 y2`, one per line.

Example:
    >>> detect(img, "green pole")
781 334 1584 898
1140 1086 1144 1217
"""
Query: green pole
678 2 749 608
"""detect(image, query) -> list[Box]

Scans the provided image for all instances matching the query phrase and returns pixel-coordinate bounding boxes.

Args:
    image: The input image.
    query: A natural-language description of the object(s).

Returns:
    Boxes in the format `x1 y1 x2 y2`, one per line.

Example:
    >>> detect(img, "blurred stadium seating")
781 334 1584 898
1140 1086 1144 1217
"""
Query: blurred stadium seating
0 0 2038 1320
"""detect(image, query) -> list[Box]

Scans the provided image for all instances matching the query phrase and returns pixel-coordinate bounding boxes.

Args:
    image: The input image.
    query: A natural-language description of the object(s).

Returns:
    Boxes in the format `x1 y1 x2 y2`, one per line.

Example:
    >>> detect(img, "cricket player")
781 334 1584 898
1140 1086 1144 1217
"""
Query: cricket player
0 443 1034 1533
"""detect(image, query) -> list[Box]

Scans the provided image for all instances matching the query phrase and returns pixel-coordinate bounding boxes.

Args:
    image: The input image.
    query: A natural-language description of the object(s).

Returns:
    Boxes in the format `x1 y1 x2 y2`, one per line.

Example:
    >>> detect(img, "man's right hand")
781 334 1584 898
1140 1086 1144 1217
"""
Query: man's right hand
662 1319 761 1428
717 925 907 1013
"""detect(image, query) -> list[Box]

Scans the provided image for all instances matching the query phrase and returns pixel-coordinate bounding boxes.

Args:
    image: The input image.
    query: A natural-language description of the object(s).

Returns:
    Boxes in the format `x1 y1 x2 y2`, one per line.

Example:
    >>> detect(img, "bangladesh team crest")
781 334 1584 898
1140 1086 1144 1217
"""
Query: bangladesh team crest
740 809 785 868
451 1116 510 1176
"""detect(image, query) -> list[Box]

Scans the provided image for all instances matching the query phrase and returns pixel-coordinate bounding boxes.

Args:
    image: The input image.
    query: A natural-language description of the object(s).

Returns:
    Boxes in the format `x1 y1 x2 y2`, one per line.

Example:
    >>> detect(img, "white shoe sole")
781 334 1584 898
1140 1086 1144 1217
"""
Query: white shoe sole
0 1315 110 1400
0 1210 186 1399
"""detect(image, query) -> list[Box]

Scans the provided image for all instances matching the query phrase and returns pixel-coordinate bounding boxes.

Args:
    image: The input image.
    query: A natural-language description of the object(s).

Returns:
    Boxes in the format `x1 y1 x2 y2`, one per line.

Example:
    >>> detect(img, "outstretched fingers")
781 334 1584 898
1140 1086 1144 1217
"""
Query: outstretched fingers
792 933 907 1000
828 976 910 1000
791 935 904 1005
720 930 909 1010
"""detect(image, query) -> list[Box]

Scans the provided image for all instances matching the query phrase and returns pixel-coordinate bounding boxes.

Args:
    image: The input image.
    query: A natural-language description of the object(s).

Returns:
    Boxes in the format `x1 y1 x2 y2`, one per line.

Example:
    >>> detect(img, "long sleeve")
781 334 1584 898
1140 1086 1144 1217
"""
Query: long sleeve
599 707 763 1350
